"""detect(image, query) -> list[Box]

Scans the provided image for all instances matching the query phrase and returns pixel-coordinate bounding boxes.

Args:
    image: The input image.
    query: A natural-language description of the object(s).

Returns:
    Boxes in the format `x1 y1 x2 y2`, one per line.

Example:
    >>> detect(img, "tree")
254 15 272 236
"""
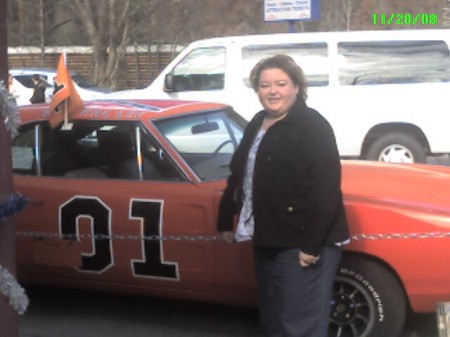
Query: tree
148 0 206 45
58 0 164 89
7 0 448 88
341 0 359 31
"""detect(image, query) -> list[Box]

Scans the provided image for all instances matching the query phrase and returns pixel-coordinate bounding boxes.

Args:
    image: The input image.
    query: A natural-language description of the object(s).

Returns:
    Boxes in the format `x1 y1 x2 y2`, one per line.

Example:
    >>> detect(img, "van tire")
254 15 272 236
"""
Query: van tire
365 134 426 163
330 256 407 337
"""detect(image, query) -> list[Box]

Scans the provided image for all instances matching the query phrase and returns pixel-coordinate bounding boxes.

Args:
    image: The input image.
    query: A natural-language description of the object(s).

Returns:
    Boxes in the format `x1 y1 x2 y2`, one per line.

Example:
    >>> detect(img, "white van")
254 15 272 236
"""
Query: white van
109 29 450 163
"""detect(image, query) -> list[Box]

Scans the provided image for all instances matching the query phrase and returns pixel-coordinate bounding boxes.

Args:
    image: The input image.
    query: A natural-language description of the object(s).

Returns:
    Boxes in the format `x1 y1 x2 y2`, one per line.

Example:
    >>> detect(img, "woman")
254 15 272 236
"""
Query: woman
218 54 349 337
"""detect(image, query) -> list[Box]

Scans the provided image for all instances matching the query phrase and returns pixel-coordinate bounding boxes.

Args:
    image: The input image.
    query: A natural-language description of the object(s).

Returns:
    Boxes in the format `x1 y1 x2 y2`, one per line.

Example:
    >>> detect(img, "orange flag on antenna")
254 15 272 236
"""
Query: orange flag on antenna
49 53 84 128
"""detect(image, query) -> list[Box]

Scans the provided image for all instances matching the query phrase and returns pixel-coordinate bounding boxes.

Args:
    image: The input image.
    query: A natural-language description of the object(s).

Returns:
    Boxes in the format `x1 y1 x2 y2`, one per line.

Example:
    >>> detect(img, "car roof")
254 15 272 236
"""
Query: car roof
10 67 79 76
19 99 230 125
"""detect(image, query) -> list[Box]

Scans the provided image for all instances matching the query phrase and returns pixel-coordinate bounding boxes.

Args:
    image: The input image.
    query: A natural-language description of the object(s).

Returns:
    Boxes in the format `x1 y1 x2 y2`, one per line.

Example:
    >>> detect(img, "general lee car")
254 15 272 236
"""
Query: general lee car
12 99 450 337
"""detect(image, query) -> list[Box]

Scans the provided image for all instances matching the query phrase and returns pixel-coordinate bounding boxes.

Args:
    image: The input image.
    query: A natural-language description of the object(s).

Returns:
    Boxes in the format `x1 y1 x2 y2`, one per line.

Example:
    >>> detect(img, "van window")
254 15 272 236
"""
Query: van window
339 40 450 85
171 47 225 91
242 43 329 87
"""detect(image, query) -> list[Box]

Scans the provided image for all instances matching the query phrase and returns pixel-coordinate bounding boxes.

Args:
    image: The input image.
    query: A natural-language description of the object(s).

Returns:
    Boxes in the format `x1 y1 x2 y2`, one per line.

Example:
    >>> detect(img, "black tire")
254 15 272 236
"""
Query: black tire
365 133 426 163
329 256 407 337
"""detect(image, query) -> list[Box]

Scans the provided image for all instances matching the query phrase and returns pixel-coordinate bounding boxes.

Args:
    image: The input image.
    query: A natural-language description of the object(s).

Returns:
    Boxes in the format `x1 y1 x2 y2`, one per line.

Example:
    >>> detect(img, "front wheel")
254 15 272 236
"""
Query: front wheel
329 256 407 337
365 133 426 163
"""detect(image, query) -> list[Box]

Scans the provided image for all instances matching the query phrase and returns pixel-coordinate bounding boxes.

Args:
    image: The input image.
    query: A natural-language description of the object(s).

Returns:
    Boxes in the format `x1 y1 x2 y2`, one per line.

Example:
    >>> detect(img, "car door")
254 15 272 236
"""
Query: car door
13 120 216 298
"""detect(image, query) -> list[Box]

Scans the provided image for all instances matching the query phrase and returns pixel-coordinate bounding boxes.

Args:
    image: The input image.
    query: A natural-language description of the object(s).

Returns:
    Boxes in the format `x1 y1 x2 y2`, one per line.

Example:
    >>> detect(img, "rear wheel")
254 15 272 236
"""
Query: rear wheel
366 133 426 163
329 256 407 337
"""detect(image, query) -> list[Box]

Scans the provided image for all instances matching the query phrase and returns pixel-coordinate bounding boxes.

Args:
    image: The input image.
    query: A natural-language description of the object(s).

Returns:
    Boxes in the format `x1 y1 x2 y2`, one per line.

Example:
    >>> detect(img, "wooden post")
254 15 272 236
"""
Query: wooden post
0 0 20 335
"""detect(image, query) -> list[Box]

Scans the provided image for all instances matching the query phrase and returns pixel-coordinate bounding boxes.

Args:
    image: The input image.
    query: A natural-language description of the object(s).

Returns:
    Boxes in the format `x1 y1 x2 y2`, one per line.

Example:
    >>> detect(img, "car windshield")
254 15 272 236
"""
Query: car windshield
154 108 246 181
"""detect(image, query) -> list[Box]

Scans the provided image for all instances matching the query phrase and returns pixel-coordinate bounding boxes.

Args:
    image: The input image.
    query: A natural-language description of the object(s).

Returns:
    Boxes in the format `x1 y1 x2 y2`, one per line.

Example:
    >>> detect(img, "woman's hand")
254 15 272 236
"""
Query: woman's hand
221 231 235 244
299 251 320 267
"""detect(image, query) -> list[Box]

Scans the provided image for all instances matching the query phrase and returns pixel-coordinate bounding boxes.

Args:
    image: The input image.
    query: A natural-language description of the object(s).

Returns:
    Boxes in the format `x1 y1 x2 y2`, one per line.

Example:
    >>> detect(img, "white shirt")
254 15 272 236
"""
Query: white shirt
235 129 266 242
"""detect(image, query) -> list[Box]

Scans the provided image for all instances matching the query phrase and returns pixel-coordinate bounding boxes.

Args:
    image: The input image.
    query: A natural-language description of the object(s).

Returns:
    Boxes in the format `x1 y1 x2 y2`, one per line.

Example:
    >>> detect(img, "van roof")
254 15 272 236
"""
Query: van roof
189 29 450 47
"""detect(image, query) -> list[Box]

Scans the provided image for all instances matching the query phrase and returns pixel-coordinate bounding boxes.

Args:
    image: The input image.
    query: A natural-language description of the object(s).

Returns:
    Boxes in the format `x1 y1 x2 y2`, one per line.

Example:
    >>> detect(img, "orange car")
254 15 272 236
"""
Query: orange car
12 100 450 337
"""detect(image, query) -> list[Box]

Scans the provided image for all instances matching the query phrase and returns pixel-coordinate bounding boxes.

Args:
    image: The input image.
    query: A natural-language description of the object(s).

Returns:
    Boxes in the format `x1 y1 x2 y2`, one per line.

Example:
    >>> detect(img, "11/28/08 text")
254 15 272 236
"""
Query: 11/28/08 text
372 13 438 25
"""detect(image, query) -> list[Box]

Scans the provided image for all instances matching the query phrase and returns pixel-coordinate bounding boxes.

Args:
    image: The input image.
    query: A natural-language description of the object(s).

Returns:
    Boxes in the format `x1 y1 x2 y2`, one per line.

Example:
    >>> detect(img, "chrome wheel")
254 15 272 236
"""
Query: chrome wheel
377 144 414 163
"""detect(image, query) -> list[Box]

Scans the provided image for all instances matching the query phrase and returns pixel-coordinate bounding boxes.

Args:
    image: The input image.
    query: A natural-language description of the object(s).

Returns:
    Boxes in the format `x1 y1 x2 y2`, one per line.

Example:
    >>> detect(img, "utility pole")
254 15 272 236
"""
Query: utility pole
0 0 20 335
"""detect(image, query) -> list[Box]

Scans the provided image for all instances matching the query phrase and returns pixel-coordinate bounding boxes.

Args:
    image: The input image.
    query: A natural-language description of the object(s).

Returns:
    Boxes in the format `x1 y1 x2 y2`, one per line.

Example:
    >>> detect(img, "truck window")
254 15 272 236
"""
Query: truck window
242 43 329 87
338 40 450 85
171 47 225 91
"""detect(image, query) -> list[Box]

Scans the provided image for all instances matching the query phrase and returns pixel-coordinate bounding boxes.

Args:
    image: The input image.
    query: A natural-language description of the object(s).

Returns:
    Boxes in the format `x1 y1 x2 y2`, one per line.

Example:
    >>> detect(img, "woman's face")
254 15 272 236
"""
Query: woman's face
257 68 299 118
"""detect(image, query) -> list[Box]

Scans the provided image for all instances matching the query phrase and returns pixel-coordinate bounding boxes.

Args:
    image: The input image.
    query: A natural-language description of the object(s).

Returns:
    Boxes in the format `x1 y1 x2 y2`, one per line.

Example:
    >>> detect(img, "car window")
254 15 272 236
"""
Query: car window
12 121 184 181
11 125 37 175
71 73 95 88
13 75 52 88
154 109 245 180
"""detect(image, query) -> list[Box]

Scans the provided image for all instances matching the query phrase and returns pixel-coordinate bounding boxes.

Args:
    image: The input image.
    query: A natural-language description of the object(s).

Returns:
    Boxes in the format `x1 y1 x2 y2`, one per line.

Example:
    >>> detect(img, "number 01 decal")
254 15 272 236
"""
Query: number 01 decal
130 199 178 280
60 196 179 280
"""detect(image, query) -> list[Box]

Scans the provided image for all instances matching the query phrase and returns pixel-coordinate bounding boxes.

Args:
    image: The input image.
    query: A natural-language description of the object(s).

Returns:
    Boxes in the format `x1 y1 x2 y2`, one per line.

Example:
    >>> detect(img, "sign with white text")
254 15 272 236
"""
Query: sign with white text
264 0 320 22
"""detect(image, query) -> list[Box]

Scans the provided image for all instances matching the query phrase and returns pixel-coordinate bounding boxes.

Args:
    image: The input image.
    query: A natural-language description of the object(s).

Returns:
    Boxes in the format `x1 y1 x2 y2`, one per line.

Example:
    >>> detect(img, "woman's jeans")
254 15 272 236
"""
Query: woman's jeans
254 246 342 337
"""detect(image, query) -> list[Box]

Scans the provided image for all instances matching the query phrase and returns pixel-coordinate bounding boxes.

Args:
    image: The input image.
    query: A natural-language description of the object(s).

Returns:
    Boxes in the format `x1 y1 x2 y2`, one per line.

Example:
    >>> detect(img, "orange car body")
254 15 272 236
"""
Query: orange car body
13 100 450 317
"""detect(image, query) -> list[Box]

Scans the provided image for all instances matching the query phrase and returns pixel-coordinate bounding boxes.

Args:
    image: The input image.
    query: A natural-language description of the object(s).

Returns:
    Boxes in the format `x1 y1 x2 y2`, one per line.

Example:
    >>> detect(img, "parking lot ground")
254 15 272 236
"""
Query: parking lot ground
427 154 450 165
19 286 438 337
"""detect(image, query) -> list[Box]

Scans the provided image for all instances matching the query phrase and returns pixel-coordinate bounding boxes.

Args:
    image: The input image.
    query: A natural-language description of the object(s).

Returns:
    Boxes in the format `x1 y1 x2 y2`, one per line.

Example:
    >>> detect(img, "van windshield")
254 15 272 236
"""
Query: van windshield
171 47 226 91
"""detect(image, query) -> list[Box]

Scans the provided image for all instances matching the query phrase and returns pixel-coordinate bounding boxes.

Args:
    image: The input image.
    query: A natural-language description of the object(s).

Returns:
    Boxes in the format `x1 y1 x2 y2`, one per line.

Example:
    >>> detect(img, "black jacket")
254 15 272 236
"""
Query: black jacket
29 80 47 104
218 98 349 255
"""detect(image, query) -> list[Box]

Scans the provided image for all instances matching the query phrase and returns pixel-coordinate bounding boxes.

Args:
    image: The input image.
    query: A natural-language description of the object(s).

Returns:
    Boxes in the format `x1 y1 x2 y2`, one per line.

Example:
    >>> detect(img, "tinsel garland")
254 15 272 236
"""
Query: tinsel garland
0 193 28 221
0 84 29 314
0 195 29 316
0 195 29 315
1 82 20 137
0 265 29 314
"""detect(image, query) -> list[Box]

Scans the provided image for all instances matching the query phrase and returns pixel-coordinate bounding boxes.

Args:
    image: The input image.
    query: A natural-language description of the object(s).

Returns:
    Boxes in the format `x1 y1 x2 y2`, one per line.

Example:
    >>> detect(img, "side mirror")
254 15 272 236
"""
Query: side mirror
163 73 174 92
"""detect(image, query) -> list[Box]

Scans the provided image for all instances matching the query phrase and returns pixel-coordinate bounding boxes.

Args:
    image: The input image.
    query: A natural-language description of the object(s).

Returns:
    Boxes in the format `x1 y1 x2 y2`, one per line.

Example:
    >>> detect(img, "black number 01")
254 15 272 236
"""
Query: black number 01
60 196 179 280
